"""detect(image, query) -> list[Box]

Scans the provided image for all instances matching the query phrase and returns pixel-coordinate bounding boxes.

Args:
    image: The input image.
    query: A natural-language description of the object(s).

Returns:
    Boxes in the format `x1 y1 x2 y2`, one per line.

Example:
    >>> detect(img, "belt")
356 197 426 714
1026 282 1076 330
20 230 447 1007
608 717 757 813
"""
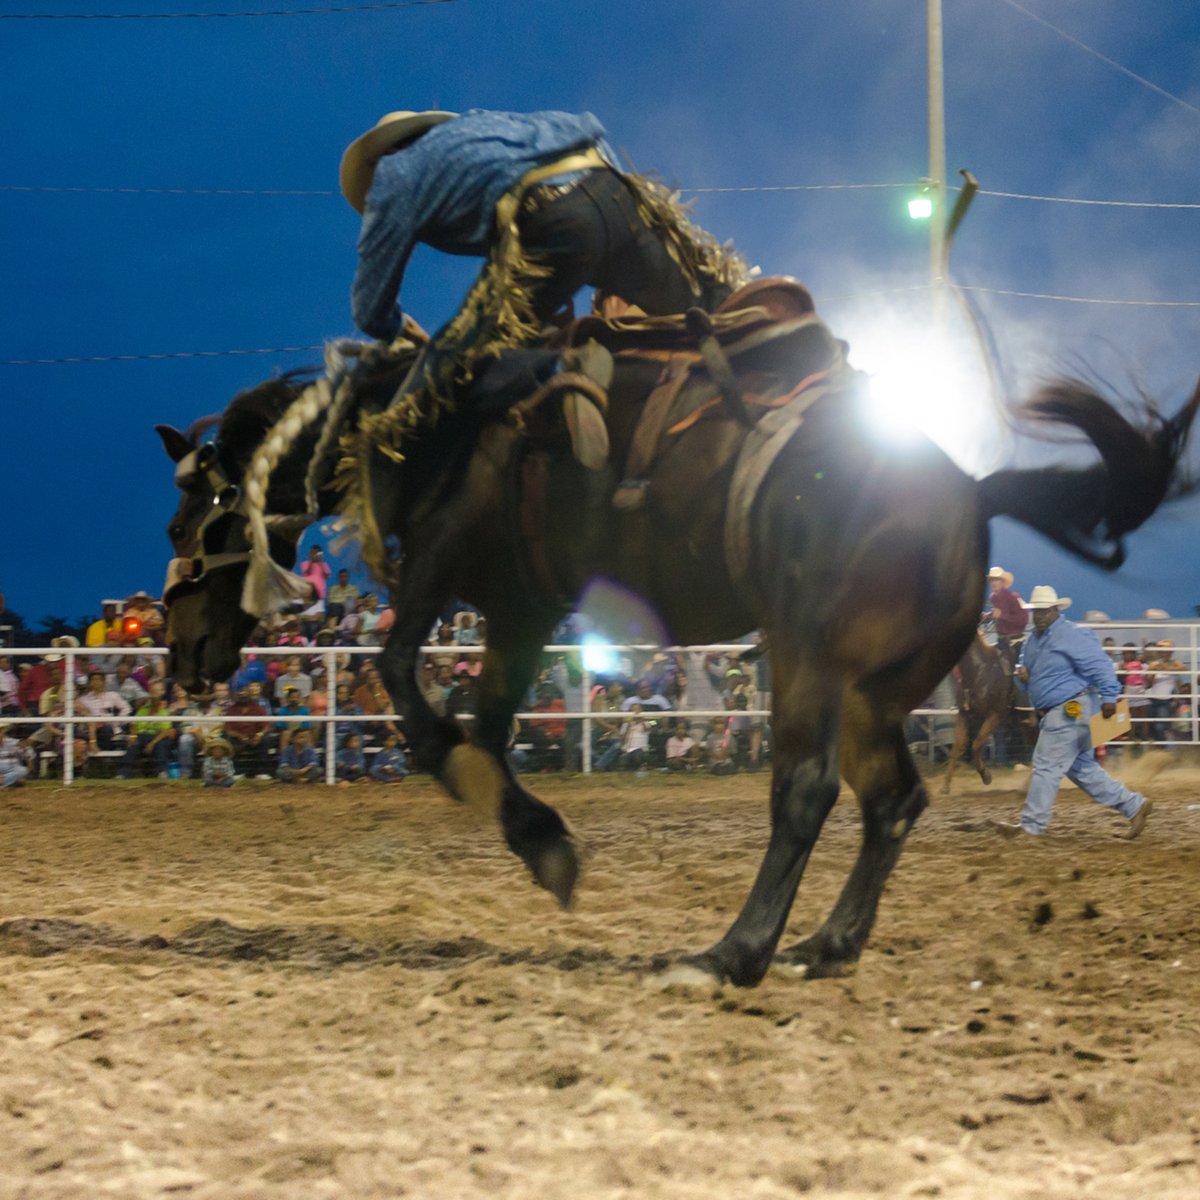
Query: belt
494 146 610 232
520 174 591 216
1036 691 1085 720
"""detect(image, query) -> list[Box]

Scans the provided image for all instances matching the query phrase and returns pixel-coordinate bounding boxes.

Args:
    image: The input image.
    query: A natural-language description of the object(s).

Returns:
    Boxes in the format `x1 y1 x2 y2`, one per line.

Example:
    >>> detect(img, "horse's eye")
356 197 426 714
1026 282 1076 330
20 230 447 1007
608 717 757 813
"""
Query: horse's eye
169 523 184 542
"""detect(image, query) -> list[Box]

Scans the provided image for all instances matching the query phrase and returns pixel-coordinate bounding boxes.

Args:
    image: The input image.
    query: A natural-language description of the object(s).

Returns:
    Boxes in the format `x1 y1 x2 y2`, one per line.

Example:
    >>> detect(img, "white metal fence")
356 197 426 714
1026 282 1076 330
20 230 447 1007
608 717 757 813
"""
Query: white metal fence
2 624 1196 785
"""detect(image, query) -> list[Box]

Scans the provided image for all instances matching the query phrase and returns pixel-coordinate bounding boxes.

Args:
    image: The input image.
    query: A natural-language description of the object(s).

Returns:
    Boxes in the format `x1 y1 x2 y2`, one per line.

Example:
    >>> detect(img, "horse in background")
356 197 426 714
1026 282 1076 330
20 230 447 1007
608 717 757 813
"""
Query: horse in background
156 293 1200 989
942 632 1032 792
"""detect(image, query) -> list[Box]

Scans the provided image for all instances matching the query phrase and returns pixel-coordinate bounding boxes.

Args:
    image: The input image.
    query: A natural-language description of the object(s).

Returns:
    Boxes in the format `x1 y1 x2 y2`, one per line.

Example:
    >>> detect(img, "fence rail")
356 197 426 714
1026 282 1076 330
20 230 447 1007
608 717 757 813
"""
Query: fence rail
3 624 1197 784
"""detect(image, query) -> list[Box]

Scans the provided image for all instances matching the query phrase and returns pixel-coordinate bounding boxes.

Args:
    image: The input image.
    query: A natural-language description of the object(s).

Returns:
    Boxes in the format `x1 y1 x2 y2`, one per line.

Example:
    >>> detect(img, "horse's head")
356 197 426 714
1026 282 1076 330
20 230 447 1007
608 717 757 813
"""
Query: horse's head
157 375 315 692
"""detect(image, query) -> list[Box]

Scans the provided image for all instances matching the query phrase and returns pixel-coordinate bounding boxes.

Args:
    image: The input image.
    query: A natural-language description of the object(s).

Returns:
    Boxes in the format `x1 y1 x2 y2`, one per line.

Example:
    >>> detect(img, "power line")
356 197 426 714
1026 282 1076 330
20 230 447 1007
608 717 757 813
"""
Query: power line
8 280 1200 366
957 284 1200 308
2 0 460 18
0 184 336 196
5 181 1200 210
977 188 1200 210
0 345 323 366
996 0 1200 123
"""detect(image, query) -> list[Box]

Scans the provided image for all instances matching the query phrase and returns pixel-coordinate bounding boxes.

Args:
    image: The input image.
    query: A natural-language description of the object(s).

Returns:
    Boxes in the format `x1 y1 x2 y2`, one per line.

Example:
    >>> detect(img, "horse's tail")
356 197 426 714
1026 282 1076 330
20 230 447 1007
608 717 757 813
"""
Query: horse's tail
977 376 1199 568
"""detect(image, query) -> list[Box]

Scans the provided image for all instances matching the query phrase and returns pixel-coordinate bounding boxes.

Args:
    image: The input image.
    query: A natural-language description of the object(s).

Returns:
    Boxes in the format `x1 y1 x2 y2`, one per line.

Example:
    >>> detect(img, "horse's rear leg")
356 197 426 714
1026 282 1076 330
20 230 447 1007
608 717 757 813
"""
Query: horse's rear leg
971 712 999 785
470 619 579 907
779 687 927 978
682 648 842 988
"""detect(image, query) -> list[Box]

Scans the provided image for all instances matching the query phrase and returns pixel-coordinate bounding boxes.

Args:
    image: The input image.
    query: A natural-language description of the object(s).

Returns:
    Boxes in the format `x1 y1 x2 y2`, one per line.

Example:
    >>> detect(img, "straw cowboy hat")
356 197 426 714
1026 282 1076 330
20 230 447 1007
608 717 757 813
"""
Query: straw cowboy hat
1020 585 1072 611
204 736 232 756
339 110 458 213
986 566 1015 588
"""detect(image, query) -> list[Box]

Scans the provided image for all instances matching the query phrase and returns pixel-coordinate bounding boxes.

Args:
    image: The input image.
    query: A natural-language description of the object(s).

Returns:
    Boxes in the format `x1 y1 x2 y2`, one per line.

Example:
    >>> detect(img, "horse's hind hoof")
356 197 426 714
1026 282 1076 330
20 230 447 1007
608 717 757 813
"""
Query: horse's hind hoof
777 934 860 980
645 961 724 996
980 767 993 785
532 840 579 909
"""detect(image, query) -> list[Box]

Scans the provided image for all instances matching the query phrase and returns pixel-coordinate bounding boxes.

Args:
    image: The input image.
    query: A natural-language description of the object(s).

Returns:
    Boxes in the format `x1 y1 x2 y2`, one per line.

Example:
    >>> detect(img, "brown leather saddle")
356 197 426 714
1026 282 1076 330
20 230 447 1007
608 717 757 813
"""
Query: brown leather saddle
565 276 845 503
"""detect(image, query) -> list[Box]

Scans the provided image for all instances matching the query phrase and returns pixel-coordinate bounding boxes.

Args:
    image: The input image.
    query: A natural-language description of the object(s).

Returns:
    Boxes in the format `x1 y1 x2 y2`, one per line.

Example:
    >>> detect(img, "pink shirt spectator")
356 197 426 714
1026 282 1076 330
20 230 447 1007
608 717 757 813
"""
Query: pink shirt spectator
299 550 332 600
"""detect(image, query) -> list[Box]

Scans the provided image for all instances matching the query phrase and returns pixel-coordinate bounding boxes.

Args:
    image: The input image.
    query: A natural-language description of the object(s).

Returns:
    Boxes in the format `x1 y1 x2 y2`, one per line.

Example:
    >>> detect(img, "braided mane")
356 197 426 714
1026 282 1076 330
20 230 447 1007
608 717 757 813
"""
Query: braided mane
218 370 318 479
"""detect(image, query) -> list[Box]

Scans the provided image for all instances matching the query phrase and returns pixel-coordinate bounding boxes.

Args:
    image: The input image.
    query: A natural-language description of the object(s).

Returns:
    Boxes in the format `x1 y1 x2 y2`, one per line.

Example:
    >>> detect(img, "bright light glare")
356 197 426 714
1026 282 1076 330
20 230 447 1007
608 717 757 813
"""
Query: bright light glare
850 321 1000 473
581 633 619 675
907 196 933 220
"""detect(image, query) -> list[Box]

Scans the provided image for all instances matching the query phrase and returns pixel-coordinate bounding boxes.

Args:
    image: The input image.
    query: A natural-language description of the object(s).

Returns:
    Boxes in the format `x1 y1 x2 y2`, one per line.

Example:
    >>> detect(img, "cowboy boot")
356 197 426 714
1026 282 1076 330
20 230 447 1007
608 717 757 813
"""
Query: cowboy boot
558 340 613 470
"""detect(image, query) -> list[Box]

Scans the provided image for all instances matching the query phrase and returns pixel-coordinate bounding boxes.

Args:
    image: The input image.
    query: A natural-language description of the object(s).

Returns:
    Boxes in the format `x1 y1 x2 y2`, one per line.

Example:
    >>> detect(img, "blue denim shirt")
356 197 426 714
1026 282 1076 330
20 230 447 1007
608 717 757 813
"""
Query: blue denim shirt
1018 616 1121 710
351 109 618 339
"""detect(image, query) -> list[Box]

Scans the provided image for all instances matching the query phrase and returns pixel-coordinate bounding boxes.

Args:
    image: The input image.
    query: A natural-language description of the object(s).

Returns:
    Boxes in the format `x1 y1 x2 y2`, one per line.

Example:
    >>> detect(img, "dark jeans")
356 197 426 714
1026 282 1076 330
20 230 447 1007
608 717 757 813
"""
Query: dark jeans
517 169 727 319
415 169 731 402
119 733 172 777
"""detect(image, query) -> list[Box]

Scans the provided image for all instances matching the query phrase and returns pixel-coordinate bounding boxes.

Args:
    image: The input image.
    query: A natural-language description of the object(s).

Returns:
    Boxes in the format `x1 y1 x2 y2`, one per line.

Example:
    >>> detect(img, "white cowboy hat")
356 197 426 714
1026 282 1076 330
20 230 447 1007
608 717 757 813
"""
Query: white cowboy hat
339 110 458 213
986 566 1014 587
1021 585 1072 611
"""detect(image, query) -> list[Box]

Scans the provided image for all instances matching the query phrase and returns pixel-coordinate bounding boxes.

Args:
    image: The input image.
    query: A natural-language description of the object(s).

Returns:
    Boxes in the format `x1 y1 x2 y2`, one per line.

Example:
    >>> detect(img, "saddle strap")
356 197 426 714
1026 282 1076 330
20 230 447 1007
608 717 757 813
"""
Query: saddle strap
723 370 858 605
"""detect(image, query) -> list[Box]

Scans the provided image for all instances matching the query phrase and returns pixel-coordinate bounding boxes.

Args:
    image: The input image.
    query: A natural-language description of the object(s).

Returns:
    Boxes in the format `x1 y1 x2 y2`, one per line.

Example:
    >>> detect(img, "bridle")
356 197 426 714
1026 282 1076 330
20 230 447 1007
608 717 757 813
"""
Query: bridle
162 442 255 607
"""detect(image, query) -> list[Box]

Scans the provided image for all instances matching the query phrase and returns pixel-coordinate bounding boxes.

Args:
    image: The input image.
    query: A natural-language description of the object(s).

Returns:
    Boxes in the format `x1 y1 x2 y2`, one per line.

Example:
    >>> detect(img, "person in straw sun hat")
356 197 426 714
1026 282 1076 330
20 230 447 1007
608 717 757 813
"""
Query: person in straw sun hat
339 107 746 440
991 584 1153 841
982 564 1027 667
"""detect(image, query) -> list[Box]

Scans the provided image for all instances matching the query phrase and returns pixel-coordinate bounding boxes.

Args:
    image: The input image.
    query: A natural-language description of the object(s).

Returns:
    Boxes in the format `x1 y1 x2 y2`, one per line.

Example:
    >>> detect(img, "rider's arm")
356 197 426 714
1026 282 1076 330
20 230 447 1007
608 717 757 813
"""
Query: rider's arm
350 183 420 341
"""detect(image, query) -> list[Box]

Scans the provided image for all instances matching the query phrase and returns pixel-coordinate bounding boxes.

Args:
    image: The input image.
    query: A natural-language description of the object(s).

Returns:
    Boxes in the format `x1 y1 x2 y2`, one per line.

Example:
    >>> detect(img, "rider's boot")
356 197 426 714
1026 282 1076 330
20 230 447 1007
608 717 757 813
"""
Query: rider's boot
557 340 613 471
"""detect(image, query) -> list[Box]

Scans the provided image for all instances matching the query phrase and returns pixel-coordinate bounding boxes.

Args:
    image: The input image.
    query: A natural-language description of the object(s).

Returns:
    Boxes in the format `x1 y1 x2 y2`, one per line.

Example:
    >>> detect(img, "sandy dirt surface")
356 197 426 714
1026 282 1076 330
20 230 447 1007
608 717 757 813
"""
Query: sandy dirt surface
1 758 1198 1199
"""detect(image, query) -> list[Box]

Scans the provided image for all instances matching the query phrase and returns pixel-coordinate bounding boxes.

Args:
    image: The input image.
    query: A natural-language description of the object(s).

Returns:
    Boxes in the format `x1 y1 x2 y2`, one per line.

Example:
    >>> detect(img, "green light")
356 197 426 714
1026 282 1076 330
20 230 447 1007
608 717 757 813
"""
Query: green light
907 196 933 220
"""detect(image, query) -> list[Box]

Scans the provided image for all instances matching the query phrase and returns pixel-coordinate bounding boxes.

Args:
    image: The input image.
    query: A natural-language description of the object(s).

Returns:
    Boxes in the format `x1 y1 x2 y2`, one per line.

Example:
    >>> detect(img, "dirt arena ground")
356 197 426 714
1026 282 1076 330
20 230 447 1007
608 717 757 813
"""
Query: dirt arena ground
2 758 1198 1199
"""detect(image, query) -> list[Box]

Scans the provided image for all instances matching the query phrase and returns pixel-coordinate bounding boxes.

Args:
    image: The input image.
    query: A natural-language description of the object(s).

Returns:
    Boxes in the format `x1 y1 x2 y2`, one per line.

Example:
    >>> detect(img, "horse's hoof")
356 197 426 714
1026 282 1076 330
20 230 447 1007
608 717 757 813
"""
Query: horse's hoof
532 840 579 909
980 768 993 785
777 936 860 980
645 959 724 995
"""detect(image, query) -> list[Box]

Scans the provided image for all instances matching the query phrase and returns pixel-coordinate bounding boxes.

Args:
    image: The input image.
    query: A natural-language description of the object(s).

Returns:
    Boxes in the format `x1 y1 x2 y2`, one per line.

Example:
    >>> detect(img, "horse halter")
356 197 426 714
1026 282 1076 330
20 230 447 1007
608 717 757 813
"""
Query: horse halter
163 442 255 607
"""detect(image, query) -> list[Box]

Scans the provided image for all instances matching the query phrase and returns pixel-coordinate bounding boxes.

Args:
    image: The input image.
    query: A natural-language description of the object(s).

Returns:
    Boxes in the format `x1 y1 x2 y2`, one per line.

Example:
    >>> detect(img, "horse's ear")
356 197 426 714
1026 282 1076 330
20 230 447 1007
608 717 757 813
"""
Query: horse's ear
156 424 192 463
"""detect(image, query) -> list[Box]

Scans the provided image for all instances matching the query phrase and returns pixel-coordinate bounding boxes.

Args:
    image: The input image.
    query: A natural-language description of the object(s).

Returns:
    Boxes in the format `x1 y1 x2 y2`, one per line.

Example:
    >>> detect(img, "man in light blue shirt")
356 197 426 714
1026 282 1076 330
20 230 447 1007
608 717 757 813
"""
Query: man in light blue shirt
993 585 1152 838
339 108 745 422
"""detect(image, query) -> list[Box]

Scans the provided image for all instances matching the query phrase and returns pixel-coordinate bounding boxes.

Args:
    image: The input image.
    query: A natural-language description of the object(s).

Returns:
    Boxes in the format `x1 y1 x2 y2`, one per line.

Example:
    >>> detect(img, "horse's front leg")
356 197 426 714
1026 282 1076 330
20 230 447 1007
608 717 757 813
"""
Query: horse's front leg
470 618 579 907
377 602 466 777
942 710 968 794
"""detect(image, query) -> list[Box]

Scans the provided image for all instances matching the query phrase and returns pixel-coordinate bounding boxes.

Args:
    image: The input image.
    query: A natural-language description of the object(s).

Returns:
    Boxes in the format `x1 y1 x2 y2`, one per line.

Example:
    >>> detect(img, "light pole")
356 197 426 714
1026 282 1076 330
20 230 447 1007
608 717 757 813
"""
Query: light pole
927 0 947 322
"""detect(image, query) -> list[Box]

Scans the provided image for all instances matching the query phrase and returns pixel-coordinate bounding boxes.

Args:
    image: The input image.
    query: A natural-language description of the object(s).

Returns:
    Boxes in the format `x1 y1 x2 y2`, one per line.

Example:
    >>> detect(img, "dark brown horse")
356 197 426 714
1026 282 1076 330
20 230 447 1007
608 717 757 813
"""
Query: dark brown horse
157 308 1198 989
942 632 1030 792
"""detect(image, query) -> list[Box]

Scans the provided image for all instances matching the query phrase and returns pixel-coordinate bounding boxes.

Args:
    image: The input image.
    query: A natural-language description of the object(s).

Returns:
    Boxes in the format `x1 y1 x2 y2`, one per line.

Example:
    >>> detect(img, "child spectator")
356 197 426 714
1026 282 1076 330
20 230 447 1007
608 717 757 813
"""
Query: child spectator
336 732 367 783
370 731 409 783
202 738 236 788
618 704 651 772
277 729 320 783
665 718 700 771
0 723 30 788
705 715 738 776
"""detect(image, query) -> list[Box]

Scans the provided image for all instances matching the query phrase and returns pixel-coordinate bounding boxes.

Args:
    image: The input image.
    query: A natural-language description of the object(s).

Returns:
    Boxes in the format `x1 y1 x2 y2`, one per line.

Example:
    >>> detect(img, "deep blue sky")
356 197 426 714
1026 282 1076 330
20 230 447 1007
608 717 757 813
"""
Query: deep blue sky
3 0 1198 626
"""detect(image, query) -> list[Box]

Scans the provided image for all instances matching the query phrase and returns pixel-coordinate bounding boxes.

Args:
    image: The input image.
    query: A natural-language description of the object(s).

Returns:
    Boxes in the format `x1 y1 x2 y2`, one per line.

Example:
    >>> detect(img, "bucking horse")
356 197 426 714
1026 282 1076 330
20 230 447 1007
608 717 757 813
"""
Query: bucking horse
156 277 1198 988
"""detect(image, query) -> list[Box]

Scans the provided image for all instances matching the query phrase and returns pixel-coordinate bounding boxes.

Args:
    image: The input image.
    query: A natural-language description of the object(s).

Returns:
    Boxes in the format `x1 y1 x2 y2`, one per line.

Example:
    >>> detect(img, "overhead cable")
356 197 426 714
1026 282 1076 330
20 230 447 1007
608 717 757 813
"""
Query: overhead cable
957 284 1200 308
5 182 1200 210
996 0 1200 122
0 345 324 366
1 0 459 19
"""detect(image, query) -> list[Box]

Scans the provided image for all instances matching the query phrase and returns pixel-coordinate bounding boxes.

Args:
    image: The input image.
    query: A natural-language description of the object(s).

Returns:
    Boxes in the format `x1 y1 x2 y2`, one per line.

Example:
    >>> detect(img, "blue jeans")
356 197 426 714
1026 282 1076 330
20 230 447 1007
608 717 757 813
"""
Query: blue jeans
1020 694 1145 834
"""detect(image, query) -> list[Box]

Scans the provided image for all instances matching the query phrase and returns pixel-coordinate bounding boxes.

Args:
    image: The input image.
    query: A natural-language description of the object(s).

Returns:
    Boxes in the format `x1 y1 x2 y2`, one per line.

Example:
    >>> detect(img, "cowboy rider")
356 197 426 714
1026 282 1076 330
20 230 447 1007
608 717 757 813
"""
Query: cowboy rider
339 108 746 415
983 565 1027 671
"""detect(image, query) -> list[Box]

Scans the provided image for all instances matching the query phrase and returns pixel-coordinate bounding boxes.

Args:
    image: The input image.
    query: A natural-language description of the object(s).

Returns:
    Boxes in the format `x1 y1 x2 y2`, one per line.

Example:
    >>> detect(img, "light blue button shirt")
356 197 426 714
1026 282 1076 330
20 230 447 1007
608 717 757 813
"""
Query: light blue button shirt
351 109 618 339
1018 616 1121 710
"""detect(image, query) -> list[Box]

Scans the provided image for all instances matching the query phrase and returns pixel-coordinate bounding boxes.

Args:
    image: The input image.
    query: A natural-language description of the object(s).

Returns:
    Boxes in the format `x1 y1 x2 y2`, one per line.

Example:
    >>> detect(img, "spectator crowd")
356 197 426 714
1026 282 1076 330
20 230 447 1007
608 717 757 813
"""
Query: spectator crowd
1 564 1197 791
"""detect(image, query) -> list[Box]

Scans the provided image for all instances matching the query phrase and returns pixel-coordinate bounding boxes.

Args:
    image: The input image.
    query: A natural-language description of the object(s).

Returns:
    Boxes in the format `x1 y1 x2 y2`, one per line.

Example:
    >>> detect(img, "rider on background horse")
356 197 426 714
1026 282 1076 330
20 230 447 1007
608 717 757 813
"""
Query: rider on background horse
339 107 747 445
982 565 1028 673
